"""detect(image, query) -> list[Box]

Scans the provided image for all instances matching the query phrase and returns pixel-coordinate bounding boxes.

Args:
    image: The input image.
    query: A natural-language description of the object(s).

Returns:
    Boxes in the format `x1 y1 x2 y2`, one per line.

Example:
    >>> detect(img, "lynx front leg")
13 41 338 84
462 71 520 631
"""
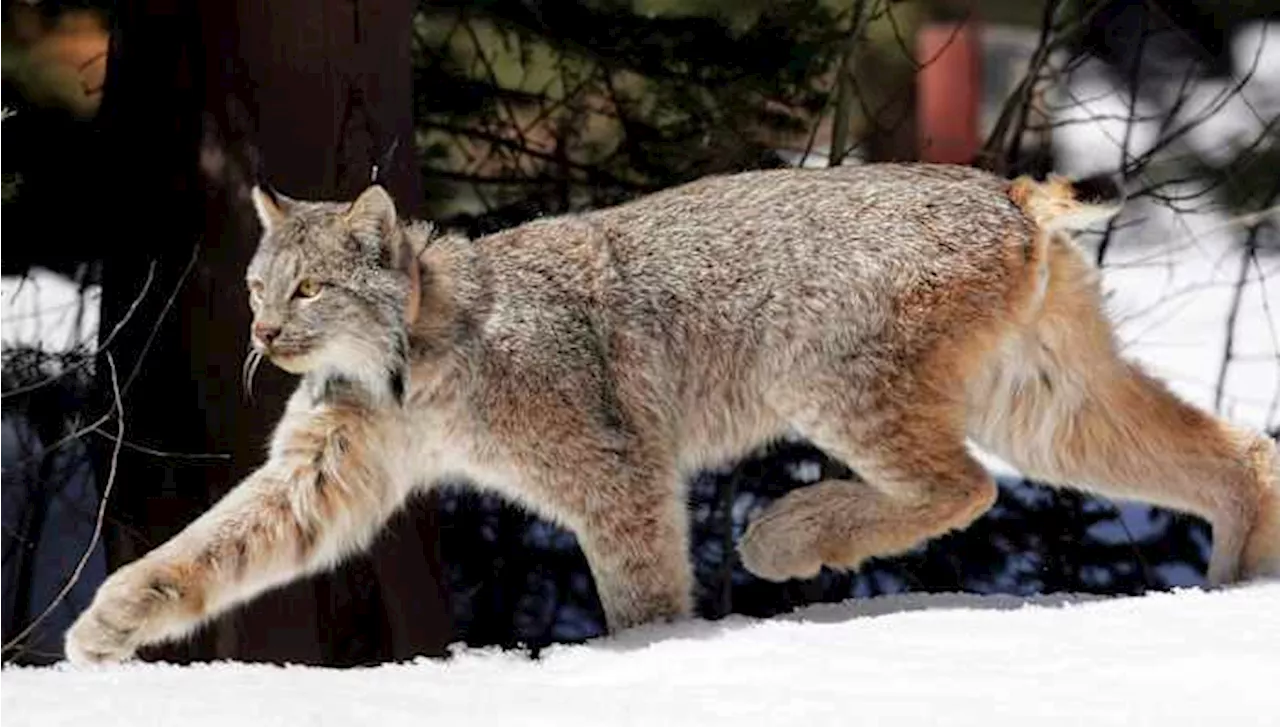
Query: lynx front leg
576 501 693 630
553 462 693 632
65 406 404 665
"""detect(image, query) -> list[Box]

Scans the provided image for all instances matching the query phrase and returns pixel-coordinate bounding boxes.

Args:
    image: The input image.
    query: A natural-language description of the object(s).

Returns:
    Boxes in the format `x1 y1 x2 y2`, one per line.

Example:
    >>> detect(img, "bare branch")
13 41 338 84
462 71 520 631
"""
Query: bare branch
2 354 124 659
2 262 157 400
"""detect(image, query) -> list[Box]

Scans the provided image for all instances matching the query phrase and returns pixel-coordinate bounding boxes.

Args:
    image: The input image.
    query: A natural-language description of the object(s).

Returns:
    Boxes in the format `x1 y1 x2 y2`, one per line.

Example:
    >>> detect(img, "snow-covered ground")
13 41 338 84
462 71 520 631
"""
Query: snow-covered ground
1 268 100 354
4 584 1279 726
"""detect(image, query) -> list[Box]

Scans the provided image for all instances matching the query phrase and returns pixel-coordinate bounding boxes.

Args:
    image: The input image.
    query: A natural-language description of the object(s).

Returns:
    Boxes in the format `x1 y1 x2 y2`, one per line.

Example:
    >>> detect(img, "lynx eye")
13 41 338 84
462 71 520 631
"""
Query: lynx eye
295 278 323 299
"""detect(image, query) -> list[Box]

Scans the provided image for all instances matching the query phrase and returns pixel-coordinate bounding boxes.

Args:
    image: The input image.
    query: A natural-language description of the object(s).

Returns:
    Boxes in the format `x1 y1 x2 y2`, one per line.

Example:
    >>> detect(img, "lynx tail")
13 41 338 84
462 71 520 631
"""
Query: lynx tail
1009 173 1125 233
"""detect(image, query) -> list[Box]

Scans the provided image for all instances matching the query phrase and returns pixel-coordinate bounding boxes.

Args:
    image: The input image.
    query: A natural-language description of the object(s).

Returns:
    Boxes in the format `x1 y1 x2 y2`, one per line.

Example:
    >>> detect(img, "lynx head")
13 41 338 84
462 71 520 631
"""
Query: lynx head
244 184 423 405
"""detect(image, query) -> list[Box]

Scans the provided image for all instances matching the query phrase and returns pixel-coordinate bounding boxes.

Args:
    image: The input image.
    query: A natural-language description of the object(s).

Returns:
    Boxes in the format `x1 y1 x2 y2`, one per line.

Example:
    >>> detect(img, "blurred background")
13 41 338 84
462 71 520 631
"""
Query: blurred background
2 0 1278 666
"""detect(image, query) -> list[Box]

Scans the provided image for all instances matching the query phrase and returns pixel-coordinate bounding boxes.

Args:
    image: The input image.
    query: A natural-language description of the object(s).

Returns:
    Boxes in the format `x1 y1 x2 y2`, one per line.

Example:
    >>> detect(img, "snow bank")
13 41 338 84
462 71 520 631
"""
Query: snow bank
5 584 1278 726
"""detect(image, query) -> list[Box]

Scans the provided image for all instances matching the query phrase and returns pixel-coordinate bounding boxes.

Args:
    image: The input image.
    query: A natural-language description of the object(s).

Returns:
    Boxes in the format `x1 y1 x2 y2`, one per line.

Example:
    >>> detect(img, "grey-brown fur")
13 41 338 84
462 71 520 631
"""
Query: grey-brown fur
65 163 1280 664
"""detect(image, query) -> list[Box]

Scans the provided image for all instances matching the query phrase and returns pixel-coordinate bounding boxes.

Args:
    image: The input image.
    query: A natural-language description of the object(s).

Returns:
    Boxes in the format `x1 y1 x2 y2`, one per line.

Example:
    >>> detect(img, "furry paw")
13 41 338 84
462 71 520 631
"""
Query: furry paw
738 483 876 582
64 562 187 666
738 502 826 582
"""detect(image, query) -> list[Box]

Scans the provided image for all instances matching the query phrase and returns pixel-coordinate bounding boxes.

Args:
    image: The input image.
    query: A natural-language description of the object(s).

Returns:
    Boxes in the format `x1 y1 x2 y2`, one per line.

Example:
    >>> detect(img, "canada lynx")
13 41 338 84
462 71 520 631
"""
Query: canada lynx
66 163 1280 664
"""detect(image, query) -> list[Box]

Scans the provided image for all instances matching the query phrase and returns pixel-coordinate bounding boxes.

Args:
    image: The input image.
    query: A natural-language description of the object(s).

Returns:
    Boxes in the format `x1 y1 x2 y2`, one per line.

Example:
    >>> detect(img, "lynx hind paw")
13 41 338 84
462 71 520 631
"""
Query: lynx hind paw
737 482 881 582
738 504 826 582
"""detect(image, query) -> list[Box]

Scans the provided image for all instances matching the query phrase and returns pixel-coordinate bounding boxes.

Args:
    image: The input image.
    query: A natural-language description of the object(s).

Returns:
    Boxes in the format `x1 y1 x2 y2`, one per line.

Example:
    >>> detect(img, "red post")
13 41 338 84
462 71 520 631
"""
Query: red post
917 21 981 164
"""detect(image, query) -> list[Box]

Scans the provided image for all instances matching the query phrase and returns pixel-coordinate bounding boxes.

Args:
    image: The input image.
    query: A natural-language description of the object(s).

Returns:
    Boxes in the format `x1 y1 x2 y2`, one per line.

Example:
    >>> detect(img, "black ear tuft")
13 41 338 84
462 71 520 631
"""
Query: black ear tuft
1072 174 1125 206
371 137 401 186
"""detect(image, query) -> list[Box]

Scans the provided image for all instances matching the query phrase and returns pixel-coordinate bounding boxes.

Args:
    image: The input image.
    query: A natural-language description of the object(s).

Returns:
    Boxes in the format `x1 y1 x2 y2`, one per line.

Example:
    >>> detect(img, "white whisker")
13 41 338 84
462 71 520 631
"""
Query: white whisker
242 347 264 401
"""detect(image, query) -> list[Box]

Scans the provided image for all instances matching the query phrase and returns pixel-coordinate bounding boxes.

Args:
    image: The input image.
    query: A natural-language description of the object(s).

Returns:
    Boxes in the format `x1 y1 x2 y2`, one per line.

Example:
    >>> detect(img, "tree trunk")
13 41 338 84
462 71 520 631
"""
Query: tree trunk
95 0 450 666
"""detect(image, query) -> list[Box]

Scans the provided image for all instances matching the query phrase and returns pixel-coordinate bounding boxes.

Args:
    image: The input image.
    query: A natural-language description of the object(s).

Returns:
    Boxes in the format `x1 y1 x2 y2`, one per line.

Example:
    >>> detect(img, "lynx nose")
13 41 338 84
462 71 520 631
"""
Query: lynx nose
252 322 282 347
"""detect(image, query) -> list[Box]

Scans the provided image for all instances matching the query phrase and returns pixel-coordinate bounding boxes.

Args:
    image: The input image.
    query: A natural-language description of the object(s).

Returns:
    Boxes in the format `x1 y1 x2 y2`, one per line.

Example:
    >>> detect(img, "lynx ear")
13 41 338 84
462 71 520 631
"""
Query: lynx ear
345 185 397 242
348 185 418 324
251 184 291 233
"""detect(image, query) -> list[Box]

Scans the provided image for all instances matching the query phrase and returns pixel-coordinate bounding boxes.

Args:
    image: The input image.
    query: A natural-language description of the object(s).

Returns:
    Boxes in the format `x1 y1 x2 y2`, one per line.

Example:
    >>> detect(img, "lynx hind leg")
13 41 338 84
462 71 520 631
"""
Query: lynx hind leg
1241 443 1280 579
739 396 997 582
967 240 1279 584
974 352 1274 584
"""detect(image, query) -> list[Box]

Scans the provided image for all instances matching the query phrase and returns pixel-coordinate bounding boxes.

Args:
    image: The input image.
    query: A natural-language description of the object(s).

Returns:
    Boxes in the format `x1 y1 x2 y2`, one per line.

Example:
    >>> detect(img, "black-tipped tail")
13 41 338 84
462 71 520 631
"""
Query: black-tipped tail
1071 173 1125 207
1009 173 1126 232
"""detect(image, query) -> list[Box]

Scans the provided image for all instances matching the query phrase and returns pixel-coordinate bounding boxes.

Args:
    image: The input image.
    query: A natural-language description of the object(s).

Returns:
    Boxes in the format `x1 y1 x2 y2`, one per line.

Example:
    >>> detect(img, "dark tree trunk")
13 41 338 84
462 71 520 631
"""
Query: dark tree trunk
95 0 450 665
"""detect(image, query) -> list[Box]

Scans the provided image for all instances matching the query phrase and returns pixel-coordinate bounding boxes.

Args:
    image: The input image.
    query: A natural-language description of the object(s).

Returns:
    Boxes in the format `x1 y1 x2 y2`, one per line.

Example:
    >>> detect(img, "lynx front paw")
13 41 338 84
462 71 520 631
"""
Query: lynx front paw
64 563 191 666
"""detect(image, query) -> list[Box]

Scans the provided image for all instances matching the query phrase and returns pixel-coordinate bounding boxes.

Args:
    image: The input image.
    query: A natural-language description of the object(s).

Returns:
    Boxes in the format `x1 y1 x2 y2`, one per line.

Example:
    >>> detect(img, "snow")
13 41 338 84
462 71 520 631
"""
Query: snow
1 268 100 354
1050 66 1162 178
4 584 1279 726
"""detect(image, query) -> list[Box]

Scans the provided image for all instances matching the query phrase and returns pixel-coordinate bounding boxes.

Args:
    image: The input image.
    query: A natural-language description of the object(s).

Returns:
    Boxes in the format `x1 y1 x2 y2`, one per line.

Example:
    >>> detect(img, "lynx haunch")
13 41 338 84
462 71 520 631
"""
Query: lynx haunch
66 163 1280 664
